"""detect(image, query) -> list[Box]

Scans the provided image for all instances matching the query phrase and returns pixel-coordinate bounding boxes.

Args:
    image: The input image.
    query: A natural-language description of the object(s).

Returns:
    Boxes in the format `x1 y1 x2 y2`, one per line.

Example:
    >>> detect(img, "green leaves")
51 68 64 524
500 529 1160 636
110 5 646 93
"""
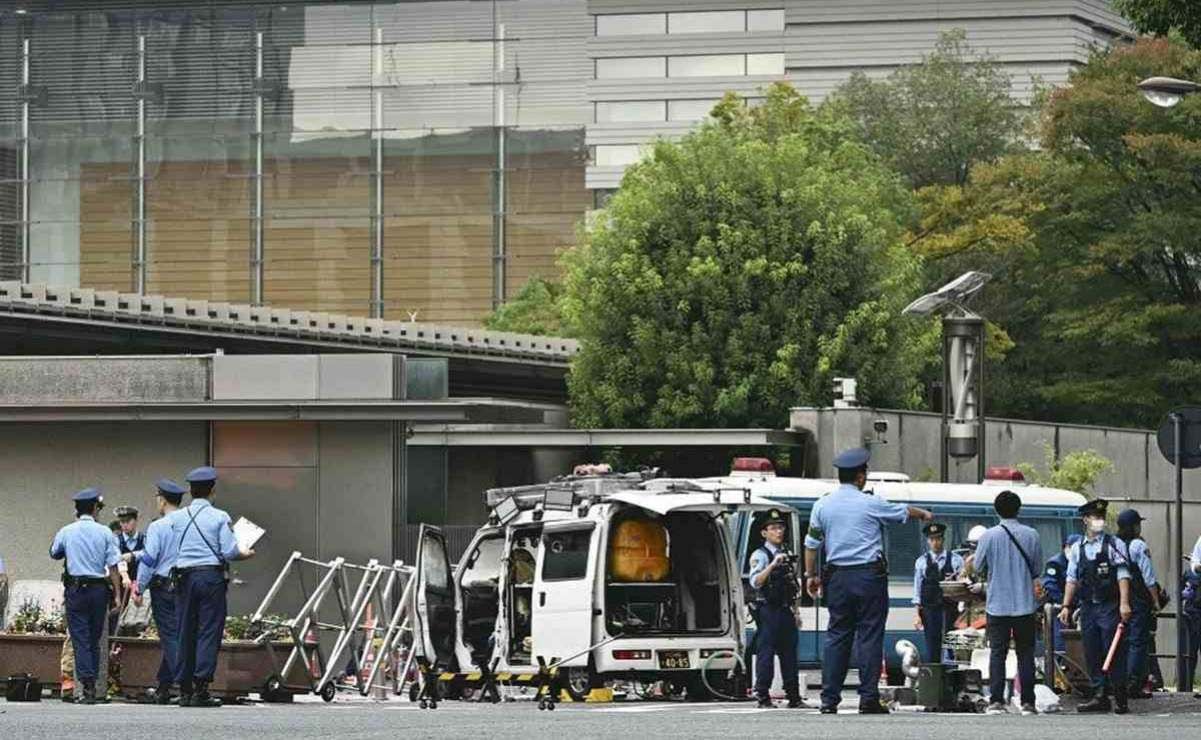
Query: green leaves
564 85 928 429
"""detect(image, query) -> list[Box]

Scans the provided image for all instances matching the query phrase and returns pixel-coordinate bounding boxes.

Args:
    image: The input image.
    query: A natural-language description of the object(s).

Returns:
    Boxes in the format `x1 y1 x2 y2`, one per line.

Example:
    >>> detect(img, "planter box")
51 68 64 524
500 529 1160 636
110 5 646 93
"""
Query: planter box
112 637 306 699
0 633 66 688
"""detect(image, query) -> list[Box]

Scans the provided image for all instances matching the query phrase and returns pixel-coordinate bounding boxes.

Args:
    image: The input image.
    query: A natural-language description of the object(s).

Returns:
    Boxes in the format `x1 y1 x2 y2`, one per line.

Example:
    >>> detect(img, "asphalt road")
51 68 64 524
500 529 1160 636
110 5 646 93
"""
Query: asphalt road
4 693 1201 740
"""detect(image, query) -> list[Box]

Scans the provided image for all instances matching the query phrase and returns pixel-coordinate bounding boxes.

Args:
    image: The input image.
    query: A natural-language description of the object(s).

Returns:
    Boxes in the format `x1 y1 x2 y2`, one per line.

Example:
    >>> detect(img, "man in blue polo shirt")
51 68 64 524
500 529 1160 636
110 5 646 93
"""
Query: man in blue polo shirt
803 447 932 714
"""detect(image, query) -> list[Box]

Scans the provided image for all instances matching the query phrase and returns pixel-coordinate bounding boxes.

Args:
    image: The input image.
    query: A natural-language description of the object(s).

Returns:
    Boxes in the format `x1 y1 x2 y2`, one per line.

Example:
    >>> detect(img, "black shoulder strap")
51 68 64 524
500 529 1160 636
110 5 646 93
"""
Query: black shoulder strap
180 505 225 565
999 523 1038 579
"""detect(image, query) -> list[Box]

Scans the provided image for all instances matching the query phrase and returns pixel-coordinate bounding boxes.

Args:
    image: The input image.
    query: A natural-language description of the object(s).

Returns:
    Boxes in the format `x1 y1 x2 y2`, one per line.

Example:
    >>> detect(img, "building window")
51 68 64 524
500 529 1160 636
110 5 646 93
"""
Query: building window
596 56 667 79
594 145 643 167
669 54 745 78
668 10 745 34
668 99 722 121
596 100 668 123
747 9 786 32
596 13 666 36
747 52 785 76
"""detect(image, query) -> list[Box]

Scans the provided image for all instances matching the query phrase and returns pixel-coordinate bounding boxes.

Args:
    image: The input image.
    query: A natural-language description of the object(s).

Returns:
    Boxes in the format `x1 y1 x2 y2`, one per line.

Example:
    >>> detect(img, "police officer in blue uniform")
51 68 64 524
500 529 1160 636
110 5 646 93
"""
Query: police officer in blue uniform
170 466 255 707
912 522 964 663
803 447 933 714
1183 550 1201 694
1115 508 1163 699
115 505 146 583
747 508 803 708
49 488 122 705
1058 499 1133 714
1042 533 1083 652
134 479 187 704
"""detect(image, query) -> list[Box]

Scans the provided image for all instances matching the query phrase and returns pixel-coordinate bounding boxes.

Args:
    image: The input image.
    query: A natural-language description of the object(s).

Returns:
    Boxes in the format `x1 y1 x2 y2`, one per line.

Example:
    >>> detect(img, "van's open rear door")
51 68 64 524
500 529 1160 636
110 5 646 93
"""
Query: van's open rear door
413 524 457 669
531 521 597 668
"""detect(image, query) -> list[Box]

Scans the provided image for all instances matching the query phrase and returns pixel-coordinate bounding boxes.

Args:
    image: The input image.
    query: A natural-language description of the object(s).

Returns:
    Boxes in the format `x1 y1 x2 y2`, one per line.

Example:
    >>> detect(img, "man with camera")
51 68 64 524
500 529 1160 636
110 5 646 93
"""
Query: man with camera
748 508 803 708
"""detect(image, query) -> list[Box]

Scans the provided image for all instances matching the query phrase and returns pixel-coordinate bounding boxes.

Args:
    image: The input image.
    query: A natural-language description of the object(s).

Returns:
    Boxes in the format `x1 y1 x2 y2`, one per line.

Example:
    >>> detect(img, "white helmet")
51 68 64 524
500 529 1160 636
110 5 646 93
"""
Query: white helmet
967 525 988 544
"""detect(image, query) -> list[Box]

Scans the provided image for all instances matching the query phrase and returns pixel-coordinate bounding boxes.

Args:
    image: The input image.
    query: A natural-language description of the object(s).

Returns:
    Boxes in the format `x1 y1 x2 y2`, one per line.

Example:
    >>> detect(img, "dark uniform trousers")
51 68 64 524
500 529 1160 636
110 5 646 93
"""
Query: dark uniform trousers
822 567 888 708
149 580 180 687
1080 600 1127 696
65 583 109 681
176 568 228 690
1187 606 1201 680
921 604 956 664
753 603 799 698
1126 596 1153 690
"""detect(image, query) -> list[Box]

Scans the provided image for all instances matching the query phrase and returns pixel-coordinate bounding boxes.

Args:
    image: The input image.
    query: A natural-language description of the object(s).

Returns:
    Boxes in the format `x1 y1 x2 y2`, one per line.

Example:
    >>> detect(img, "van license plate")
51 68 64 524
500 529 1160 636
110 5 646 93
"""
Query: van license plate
658 651 690 669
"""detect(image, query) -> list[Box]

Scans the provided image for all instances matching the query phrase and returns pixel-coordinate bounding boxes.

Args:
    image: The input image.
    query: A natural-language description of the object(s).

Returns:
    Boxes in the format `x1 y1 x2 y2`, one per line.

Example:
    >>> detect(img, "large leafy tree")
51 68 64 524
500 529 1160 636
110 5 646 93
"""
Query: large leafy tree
563 84 933 429
1115 0 1201 48
833 30 1025 189
913 39 1201 426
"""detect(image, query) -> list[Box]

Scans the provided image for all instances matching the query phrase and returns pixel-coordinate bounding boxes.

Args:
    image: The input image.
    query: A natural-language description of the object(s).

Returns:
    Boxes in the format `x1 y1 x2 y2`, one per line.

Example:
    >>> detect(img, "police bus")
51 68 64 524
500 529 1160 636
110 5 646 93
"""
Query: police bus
708 458 1086 673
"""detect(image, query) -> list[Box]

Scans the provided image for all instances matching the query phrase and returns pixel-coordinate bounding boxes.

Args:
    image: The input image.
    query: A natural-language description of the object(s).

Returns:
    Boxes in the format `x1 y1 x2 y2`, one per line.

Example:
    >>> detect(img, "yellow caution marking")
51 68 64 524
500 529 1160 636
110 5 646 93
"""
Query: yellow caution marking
466 672 481 681
516 674 533 682
438 672 455 681
496 673 511 681
585 688 614 703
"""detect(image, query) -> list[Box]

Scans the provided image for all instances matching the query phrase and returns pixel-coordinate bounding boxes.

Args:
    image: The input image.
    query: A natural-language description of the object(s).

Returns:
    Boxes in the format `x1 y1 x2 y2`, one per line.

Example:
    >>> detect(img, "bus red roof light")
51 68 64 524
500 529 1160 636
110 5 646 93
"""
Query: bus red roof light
985 466 1025 483
731 457 775 475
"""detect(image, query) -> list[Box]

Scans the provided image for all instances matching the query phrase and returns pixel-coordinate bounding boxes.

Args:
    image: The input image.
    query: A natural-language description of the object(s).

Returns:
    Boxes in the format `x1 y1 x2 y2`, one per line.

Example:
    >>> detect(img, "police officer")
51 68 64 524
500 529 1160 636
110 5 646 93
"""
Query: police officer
1183 554 1201 695
1058 499 1133 714
115 506 146 584
1115 508 1162 699
912 522 964 664
171 466 255 707
134 479 186 704
1042 533 1083 652
803 447 933 714
49 488 122 705
747 508 802 708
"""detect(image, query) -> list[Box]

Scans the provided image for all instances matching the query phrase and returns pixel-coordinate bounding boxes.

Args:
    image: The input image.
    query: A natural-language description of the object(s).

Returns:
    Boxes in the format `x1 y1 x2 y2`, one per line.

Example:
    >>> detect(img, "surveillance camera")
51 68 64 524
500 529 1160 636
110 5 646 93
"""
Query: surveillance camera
873 419 889 434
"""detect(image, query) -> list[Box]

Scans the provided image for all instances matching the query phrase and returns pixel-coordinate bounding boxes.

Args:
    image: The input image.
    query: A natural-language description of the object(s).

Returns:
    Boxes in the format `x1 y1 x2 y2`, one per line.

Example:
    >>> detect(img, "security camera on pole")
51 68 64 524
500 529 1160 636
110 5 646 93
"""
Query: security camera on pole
903 272 992 483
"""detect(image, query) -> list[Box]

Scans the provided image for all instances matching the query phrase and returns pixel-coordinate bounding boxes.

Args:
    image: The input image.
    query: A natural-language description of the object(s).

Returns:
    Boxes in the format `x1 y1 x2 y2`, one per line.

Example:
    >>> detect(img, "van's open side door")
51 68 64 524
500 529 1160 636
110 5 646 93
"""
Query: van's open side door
413 524 457 670
531 521 597 668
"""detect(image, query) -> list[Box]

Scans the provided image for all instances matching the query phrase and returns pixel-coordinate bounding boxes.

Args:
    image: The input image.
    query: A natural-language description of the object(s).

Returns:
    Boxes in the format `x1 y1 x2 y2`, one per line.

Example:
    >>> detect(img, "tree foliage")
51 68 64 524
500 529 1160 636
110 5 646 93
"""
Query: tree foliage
1017 444 1114 495
563 84 935 429
1115 0 1201 48
833 30 1025 188
913 38 1201 426
483 277 569 336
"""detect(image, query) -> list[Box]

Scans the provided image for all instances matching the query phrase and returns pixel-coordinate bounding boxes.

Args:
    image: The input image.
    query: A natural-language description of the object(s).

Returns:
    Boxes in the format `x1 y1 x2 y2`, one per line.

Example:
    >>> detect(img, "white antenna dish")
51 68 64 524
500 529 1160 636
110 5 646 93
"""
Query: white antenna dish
902 271 992 317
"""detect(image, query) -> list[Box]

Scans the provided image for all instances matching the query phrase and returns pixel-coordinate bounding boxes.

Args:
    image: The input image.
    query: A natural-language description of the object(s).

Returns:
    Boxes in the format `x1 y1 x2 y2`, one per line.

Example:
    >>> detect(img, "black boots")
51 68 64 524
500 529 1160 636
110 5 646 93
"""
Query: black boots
80 681 96 706
1113 688 1130 715
191 681 222 708
1077 695 1111 713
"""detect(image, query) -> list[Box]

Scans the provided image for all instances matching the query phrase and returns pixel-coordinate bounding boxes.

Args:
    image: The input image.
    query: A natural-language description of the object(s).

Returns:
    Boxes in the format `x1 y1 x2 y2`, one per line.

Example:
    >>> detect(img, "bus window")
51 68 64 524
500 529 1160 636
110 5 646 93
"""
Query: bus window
886 519 923 581
1028 518 1070 562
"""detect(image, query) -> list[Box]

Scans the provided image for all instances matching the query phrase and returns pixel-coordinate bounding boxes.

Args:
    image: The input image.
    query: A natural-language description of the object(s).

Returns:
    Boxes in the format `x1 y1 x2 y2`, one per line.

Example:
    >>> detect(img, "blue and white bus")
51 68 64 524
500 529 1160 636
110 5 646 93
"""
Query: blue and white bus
707 461 1086 671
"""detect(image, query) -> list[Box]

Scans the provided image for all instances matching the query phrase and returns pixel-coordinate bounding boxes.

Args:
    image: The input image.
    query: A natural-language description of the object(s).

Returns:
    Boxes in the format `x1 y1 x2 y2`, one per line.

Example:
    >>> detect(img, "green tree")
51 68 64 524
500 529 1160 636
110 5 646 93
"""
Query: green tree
562 84 935 429
1115 0 1201 48
1017 444 1114 495
832 29 1025 188
483 277 569 336
912 38 1201 427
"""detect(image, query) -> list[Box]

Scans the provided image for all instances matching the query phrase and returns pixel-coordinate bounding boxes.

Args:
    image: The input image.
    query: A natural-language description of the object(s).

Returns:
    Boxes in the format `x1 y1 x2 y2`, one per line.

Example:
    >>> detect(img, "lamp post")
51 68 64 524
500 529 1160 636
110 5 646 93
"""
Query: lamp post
1139 76 1199 692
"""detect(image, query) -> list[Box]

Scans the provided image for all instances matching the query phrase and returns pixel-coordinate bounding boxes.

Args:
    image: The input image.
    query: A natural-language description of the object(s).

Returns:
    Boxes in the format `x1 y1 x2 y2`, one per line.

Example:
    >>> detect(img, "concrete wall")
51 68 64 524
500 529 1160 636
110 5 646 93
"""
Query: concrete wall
0 421 207 585
0 356 208 403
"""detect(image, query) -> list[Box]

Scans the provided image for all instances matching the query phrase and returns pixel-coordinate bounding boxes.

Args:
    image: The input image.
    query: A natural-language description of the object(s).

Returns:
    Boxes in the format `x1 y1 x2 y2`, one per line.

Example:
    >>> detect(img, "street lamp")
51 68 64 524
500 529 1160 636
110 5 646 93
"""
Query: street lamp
1138 76 1201 108
903 271 992 483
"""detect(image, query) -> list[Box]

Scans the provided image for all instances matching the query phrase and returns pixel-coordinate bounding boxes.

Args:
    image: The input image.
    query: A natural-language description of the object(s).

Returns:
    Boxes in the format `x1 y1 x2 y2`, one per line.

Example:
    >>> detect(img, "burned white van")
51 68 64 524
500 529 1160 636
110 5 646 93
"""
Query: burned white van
410 470 774 700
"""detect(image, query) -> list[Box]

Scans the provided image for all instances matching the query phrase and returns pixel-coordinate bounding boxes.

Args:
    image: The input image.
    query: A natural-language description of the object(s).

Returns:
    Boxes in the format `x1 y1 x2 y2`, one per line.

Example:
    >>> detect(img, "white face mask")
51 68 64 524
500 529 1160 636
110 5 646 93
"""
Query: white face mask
1087 518 1106 535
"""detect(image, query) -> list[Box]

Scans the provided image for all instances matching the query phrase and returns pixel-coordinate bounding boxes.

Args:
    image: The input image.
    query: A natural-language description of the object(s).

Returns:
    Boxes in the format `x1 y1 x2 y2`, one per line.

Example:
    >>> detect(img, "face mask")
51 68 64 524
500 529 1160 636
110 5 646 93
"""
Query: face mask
1087 518 1106 535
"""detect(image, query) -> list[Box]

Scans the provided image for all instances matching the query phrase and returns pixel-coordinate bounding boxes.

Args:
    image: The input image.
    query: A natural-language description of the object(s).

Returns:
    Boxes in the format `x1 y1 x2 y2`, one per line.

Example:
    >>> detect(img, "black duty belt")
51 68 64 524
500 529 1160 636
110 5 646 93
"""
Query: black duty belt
64 576 109 587
149 575 171 589
825 562 879 572
176 565 225 574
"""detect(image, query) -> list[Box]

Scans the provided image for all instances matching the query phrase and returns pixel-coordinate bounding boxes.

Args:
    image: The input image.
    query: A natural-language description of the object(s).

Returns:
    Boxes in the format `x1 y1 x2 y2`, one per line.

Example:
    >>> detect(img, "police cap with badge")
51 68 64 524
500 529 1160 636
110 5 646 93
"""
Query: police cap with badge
759 508 788 531
73 487 104 510
923 522 947 538
1078 499 1108 517
115 505 139 520
833 447 871 471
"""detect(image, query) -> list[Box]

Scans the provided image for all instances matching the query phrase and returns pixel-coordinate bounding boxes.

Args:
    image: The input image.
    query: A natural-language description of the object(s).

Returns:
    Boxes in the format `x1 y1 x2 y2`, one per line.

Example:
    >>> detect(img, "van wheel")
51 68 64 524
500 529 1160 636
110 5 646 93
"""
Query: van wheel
685 673 716 703
563 666 600 702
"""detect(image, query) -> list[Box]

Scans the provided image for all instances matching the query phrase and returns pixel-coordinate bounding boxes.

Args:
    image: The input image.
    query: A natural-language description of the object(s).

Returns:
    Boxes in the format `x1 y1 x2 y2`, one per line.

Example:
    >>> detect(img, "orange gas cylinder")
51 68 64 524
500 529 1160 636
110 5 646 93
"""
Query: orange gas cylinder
608 517 670 582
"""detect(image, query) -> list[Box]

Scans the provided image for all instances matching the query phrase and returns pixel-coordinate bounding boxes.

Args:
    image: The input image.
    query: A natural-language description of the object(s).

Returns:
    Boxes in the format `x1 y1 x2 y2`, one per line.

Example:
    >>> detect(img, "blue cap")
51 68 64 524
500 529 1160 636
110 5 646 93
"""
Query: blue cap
1117 509 1144 528
156 478 186 496
186 466 218 484
832 447 871 470
1064 533 1083 547
72 487 102 503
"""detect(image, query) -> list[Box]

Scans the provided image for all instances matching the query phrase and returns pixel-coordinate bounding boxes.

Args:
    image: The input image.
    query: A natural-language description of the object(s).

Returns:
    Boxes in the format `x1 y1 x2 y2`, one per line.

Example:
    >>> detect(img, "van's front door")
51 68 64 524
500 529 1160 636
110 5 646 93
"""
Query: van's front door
531 522 596 667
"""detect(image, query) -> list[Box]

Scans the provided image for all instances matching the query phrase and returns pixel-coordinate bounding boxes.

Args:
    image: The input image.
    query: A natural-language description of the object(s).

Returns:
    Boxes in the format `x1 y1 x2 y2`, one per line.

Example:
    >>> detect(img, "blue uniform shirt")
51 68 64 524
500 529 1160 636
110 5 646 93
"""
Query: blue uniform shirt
748 541 780 596
168 499 239 568
1065 535 1131 584
136 516 179 591
49 515 120 577
973 519 1045 617
1115 538 1157 588
911 550 964 605
803 484 910 566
